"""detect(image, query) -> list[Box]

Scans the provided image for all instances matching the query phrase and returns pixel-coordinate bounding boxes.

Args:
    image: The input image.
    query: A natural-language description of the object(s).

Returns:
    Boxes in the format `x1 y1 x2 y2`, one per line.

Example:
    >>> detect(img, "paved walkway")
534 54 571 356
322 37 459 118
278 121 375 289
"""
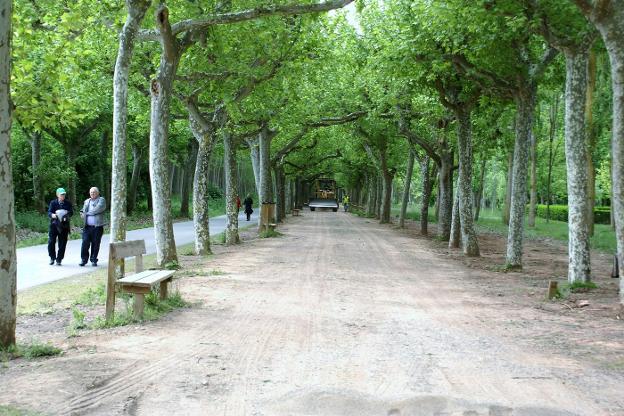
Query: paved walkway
17 211 259 291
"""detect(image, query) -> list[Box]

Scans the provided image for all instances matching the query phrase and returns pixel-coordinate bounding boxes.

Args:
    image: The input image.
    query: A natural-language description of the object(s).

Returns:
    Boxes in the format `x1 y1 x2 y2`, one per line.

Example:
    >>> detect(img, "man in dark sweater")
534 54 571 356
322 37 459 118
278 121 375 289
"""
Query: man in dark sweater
47 187 73 265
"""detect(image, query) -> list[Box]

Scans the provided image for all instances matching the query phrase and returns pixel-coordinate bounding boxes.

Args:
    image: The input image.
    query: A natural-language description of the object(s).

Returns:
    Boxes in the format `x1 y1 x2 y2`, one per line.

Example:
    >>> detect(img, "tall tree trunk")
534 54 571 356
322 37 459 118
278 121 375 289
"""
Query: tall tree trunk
110 0 151 244
29 131 45 212
528 130 538 227
503 151 513 225
379 148 393 224
449 180 461 249
223 132 240 244
456 109 480 256
274 164 286 222
399 147 415 228
506 87 537 268
246 136 261 197
190 119 217 256
376 174 382 219
420 156 433 235
595 13 624 298
127 143 143 215
380 170 393 224
366 174 376 216
546 93 560 222
0 0 16 348
474 157 486 222
149 6 179 267
180 140 197 218
438 149 454 240
258 124 274 205
586 49 597 237
563 47 592 283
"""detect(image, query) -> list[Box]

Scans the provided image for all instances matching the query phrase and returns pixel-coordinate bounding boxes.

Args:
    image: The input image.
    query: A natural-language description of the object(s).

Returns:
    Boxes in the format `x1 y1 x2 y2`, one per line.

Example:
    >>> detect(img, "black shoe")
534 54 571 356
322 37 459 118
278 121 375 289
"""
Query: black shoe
49 259 55 265
79 261 87 267
91 262 97 267
56 261 62 266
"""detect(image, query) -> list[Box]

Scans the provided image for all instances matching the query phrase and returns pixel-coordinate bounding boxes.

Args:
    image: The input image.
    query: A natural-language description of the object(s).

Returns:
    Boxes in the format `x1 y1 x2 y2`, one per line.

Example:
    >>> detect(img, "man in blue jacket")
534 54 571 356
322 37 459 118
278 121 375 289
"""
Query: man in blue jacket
47 187 73 265
79 187 107 267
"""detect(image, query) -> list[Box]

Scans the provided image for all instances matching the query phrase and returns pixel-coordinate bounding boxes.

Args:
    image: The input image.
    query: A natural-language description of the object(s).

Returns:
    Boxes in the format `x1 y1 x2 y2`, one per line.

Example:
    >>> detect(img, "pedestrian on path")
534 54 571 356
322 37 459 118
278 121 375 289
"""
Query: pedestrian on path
79 187 106 267
342 194 350 212
236 195 241 214
244 194 253 221
47 187 73 265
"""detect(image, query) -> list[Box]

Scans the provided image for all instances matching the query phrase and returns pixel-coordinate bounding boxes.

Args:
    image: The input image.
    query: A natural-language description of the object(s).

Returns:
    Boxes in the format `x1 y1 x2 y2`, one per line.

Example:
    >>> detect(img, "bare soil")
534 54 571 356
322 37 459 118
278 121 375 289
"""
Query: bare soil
2 211 623 416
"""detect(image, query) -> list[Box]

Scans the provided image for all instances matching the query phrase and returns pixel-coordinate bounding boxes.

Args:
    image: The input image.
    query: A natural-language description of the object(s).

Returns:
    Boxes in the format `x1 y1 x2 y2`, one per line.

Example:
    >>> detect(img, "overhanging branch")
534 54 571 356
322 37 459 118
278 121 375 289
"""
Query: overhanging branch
138 0 354 41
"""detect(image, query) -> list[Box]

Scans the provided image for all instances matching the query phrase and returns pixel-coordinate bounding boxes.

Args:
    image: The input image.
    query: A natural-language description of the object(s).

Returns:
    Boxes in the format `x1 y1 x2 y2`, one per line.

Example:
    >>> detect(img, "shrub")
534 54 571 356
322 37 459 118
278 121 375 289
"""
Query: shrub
534 204 611 224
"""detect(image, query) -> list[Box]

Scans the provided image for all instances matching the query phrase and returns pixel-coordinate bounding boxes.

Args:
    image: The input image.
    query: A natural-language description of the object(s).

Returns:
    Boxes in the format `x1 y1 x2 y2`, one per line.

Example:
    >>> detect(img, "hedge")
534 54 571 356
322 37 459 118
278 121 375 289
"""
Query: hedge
532 204 611 224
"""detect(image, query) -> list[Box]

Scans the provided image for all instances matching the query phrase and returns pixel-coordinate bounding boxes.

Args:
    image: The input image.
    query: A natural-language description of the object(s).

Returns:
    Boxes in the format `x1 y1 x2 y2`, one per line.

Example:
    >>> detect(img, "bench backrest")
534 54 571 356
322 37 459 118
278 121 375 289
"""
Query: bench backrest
110 240 146 260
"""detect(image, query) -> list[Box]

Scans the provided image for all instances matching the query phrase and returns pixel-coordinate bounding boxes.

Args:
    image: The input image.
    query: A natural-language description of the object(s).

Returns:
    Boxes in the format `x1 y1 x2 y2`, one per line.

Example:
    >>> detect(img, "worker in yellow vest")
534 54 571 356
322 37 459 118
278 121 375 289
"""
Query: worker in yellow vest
342 194 350 212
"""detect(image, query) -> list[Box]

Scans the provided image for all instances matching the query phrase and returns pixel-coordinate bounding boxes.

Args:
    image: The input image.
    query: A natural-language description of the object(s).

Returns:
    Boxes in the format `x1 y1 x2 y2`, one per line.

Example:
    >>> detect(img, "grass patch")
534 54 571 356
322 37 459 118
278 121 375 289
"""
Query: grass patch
567 281 598 293
1 342 62 361
209 269 227 275
476 210 616 253
259 229 282 238
0 405 44 416
91 291 190 328
552 281 599 299
72 283 106 307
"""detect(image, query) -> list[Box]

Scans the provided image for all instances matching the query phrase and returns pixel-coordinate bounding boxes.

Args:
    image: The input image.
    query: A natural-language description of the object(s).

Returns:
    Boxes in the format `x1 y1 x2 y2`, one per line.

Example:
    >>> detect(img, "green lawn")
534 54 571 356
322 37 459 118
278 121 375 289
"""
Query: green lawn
392 205 616 253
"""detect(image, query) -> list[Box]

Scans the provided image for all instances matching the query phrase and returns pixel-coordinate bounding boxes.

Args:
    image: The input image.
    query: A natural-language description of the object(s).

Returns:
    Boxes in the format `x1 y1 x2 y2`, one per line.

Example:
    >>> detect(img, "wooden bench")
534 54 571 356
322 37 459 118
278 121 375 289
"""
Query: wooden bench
106 240 175 321
292 208 300 216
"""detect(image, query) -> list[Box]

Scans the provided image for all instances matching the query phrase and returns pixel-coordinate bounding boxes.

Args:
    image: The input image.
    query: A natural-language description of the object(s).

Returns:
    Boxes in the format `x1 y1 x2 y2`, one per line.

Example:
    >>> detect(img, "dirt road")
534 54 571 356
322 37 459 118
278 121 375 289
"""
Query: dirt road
2 211 623 415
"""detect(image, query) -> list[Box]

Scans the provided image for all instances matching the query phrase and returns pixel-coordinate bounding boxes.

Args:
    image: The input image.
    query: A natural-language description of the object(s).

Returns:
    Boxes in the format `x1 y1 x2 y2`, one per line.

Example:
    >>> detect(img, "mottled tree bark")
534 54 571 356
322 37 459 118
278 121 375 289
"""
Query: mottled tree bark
502 151 513 225
110 0 151 244
420 156 433 235
586 50 597 237
568 2 624 299
449 180 460 249
506 87 536 268
149 6 179 267
366 174 376 217
575 0 624 304
188 115 217 256
28 131 45 212
563 47 592 283
473 157 486 222
438 149 454 241
456 109 480 256
127 143 143 215
399 147 415 228
546 94 560 222
180 140 197 218
223 132 240 244
246 136 261 196
274 164 286 222
528 131 538 227
0 0 16 348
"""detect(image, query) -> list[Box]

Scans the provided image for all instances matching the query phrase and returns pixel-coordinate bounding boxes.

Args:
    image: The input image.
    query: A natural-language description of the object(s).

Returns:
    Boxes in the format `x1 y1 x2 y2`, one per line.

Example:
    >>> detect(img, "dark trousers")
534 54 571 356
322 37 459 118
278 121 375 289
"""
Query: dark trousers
81 225 104 263
48 224 69 261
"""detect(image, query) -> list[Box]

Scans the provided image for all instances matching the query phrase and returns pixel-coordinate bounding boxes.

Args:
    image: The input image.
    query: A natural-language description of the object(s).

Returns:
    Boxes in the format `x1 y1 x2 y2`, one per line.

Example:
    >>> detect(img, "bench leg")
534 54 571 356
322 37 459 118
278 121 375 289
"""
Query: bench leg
160 280 169 300
133 293 145 320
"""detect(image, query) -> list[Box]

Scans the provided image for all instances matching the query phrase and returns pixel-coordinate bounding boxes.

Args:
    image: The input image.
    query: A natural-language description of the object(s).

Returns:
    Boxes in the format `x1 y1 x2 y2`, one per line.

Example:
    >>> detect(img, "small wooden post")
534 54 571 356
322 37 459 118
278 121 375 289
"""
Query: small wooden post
160 280 169 300
105 245 117 321
612 254 619 279
133 293 145 320
548 280 558 299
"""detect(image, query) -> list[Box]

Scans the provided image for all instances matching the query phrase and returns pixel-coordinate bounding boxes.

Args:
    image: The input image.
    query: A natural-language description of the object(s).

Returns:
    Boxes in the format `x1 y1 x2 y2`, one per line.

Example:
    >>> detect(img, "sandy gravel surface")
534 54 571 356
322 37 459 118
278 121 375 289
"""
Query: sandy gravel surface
1 210 623 416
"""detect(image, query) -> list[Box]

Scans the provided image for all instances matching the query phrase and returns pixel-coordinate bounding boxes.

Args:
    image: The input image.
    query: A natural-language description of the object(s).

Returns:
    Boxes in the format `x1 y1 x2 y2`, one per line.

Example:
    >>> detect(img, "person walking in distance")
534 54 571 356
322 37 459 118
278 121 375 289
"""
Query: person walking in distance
79 187 107 267
236 195 242 215
342 194 350 212
47 187 73 265
243 194 254 221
